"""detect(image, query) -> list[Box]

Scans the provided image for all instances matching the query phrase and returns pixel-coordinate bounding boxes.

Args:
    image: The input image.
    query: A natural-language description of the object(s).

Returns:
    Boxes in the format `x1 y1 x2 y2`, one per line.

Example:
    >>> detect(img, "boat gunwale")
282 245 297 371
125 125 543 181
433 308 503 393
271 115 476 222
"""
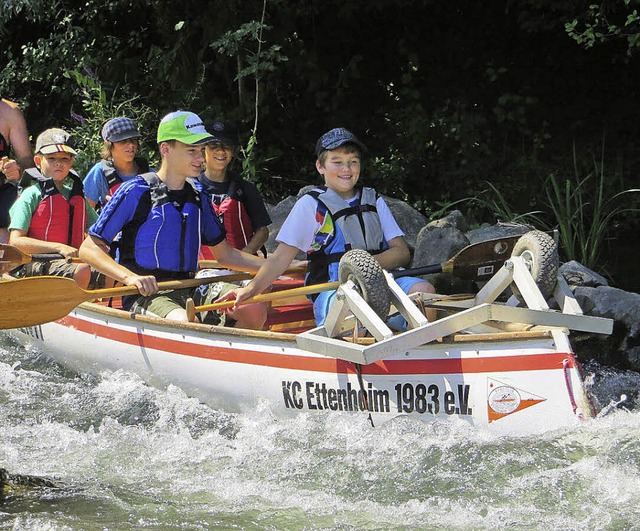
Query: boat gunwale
76 301 559 347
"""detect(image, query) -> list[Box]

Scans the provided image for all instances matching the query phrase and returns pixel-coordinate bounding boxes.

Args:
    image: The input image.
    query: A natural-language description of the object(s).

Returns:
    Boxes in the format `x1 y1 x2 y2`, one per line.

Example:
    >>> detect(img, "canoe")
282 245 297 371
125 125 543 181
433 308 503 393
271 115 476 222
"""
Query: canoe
4 246 613 436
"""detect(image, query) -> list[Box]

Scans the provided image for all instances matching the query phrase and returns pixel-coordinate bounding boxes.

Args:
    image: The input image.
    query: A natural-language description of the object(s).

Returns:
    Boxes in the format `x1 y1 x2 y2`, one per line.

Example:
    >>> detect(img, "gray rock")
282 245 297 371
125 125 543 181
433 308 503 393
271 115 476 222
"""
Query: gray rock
265 195 299 253
573 286 640 370
380 195 428 249
412 225 473 293
412 226 469 267
465 221 532 244
560 260 609 287
426 210 468 232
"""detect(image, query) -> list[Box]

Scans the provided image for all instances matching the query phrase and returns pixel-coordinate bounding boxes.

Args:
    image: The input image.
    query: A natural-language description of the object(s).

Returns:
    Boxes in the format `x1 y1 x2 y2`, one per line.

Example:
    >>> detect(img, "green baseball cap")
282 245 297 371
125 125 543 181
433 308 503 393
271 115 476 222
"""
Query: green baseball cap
156 111 213 145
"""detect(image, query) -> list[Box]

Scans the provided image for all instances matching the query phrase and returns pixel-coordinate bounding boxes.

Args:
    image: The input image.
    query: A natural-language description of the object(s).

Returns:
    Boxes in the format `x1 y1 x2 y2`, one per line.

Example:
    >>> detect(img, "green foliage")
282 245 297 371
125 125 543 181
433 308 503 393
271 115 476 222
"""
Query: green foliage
211 21 288 85
368 149 410 198
542 148 640 268
566 1 640 55
62 69 157 177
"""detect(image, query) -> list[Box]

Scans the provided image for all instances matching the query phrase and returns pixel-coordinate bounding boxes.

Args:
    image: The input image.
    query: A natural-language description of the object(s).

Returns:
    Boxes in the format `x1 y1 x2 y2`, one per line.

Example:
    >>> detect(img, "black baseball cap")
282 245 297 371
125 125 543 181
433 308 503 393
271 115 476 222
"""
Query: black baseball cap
204 120 240 146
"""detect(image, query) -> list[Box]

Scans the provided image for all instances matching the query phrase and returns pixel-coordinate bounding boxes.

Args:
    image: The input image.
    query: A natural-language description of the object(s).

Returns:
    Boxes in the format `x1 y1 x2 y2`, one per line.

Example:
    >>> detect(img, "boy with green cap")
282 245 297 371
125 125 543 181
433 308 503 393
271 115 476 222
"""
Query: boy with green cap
79 111 268 326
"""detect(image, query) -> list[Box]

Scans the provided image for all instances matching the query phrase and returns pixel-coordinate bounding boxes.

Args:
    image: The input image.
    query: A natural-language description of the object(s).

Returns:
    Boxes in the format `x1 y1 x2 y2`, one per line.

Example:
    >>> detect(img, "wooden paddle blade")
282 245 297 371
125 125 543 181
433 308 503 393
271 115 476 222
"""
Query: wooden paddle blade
0 243 31 268
0 276 88 329
448 236 519 280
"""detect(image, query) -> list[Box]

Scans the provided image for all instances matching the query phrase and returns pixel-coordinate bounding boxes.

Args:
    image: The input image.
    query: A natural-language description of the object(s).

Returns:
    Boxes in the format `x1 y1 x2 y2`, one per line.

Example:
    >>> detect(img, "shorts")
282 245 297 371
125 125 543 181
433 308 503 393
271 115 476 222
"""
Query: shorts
128 281 236 325
313 275 425 328
14 258 80 280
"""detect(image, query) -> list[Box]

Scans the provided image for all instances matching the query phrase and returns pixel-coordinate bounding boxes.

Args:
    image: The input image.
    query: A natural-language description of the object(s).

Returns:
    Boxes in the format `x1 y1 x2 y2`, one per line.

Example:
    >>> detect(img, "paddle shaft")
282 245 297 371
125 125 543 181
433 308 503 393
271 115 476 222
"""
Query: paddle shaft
0 244 260 269
191 234 521 313
193 263 453 313
86 265 307 299
195 281 341 312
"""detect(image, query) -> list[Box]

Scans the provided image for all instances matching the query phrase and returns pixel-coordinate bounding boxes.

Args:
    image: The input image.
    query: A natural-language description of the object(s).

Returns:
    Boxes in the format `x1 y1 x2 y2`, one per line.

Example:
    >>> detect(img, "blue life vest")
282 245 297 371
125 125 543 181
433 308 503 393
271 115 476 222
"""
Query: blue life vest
305 186 387 287
118 173 203 280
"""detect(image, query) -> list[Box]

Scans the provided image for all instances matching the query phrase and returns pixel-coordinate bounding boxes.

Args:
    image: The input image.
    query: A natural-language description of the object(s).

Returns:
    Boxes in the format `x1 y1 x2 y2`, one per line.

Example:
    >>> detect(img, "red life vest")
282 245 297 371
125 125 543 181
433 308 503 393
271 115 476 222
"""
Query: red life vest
26 170 87 249
199 179 254 260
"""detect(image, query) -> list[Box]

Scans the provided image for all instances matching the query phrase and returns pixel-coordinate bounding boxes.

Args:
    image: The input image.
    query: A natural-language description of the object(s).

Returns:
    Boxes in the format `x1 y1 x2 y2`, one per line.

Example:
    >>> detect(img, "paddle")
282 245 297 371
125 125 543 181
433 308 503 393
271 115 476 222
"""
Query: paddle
0 265 306 330
404 235 520 280
190 234 522 314
0 244 263 270
187 281 339 319
0 243 69 267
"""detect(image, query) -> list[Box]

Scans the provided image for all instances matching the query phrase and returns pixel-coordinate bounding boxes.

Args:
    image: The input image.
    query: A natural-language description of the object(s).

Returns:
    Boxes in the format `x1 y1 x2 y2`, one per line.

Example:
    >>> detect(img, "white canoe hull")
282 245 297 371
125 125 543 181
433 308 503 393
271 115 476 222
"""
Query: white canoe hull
10 302 594 435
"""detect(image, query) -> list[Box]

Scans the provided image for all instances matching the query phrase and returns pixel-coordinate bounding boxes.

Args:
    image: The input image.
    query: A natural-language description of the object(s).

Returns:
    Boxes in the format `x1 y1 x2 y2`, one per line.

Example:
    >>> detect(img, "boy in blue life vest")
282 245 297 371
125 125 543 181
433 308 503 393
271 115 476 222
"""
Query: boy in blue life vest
222 127 435 327
78 111 268 327
196 120 271 259
8 128 95 287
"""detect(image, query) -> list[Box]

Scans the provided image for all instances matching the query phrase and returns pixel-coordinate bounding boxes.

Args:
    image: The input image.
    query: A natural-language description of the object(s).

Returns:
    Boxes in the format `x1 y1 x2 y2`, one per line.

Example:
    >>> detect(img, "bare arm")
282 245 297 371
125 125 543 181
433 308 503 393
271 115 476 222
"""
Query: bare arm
212 238 267 272
373 236 412 271
242 226 269 255
6 103 33 171
79 234 158 295
226 243 301 307
10 229 79 257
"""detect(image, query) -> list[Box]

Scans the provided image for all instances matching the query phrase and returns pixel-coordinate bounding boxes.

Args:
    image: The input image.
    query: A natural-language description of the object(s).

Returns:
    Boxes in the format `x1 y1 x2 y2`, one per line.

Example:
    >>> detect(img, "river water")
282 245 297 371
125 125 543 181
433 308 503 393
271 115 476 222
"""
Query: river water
2 332 640 530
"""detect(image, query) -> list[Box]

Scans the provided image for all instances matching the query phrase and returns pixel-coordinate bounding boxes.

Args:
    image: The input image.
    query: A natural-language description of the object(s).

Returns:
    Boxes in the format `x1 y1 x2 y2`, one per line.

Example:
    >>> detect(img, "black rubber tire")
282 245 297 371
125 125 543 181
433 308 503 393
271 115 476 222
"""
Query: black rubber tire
338 249 391 320
510 230 559 300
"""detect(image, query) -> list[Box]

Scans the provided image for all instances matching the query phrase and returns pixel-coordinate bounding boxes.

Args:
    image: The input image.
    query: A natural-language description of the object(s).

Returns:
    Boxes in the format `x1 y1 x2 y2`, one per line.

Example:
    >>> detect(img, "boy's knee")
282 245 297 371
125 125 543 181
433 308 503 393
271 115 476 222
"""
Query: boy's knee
409 280 434 294
233 302 267 330
165 308 190 322
73 264 91 288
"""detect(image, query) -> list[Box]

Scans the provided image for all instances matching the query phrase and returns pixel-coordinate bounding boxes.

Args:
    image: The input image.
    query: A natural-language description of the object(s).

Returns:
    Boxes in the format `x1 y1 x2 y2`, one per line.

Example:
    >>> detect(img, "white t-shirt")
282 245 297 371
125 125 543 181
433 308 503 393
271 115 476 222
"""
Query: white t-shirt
276 190 404 252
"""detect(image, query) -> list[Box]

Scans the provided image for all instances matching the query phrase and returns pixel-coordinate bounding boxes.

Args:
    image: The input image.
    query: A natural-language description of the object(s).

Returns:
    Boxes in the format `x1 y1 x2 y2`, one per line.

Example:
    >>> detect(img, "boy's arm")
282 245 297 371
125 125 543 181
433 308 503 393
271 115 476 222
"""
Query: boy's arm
226 243 301 307
9 229 79 257
0 157 21 182
79 235 158 295
82 164 106 208
374 236 412 271
242 225 269 255
211 238 266 272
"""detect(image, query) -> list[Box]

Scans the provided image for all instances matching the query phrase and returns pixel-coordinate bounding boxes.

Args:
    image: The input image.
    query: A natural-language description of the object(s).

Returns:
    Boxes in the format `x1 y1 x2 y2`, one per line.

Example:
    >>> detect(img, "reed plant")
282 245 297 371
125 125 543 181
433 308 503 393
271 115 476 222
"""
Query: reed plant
437 145 638 276
544 144 640 269
454 181 544 226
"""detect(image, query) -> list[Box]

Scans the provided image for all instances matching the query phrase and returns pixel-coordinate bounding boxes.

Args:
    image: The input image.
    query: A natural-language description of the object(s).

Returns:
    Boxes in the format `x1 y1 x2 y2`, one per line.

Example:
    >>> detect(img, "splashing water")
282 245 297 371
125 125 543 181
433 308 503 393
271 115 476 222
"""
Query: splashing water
1 333 640 530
